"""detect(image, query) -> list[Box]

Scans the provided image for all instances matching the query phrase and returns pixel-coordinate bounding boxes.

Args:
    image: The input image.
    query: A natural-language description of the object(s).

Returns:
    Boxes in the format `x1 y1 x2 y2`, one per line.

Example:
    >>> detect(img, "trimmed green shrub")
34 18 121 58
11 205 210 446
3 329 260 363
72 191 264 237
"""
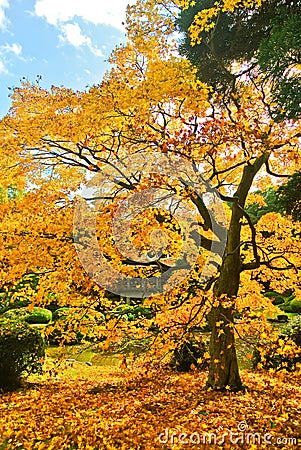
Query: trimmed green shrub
0 319 45 390
111 304 154 321
263 290 299 312
2 307 31 321
2 307 52 324
277 299 301 314
264 291 280 299
290 300 301 313
279 304 294 313
272 297 285 306
25 308 52 324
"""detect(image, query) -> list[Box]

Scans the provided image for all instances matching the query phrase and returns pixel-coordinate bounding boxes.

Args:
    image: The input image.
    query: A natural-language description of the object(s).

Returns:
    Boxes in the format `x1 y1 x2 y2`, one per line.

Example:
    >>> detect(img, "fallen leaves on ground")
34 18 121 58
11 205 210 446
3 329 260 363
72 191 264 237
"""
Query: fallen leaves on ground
0 364 300 449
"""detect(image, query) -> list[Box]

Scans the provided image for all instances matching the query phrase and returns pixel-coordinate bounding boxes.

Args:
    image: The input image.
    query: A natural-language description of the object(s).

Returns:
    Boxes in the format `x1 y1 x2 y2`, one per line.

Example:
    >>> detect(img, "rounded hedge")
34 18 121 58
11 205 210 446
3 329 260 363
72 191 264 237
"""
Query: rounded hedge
2 307 52 324
111 304 154 321
279 304 294 313
290 300 301 313
2 307 31 321
25 308 52 324
278 299 301 314
272 297 285 306
0 319 45 391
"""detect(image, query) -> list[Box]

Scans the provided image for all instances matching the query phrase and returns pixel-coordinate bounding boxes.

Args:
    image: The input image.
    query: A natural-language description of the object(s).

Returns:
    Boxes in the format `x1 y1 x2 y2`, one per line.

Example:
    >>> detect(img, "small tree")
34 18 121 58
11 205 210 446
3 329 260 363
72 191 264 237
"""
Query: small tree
0 320 45 391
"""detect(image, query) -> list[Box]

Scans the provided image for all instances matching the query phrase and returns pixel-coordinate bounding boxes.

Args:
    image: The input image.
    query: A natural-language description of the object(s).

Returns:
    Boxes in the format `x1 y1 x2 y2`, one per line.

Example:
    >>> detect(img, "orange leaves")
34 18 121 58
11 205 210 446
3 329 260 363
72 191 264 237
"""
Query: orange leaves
0 0 301 403
0 367 300 449
0 186 96 310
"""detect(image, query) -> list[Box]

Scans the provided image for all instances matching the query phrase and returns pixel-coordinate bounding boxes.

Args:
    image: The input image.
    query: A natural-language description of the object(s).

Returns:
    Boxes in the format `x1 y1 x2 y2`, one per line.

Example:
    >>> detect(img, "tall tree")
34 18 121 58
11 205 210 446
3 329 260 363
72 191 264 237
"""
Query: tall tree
1 1 301 391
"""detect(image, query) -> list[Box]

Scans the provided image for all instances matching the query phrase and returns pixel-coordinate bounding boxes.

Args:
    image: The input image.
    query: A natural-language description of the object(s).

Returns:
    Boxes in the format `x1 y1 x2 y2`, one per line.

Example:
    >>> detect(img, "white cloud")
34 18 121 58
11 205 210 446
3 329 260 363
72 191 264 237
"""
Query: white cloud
60 23 90 47
89 45 104 58
33 0 126 57
59 22 104 57
0 60 8 74
34 0 135 30
2 43 22 56
0 0 9 30
0 42 22 75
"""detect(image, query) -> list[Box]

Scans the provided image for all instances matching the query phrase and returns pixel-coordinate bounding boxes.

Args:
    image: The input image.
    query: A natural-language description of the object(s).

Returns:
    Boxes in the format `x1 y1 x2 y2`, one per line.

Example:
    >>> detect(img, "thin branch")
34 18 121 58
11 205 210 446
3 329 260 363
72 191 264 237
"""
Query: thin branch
265 161 292 178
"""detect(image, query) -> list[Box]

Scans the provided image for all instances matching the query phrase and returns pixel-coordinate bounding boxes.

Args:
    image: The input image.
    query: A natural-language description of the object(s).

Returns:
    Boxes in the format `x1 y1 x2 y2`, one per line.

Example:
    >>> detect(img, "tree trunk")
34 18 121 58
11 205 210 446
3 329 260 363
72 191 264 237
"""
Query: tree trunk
206 201 243 391
206 303 243 391
205 154 268 391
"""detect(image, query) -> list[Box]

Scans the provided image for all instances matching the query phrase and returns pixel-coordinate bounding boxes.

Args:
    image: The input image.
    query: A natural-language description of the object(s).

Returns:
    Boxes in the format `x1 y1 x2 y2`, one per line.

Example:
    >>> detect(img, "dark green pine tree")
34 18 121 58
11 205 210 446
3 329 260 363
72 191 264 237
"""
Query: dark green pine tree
177 0 301 120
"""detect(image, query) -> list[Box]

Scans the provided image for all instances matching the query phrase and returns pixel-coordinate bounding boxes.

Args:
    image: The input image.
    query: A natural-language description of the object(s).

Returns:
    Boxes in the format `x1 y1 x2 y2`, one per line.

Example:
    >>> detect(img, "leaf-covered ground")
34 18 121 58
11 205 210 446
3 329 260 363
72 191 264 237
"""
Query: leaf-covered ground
1 360 301 450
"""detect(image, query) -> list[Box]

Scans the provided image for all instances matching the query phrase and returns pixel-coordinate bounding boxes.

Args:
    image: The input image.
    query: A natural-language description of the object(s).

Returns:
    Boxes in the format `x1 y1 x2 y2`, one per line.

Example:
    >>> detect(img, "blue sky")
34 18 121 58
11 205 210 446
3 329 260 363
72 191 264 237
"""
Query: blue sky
0 0 135 118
